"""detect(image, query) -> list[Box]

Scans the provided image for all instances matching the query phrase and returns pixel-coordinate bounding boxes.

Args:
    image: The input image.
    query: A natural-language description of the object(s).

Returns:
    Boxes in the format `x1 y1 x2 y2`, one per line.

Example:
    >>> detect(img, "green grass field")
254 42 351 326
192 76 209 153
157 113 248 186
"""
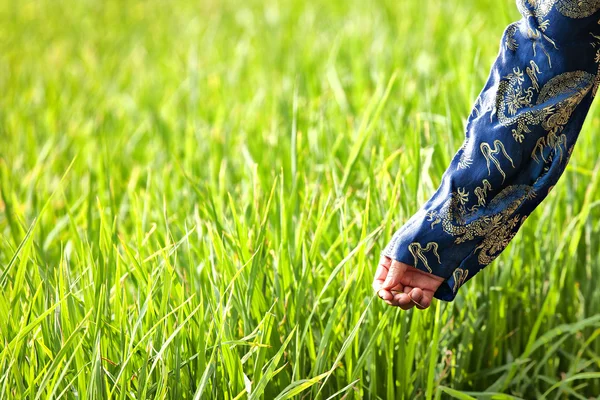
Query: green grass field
2 0 600 398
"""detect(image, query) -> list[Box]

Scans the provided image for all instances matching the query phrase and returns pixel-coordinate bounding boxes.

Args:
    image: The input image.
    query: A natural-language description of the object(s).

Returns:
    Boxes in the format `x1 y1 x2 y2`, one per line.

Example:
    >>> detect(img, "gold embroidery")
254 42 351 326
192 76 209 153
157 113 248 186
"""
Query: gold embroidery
514 0 600 66
535 71 594 160
529 28 557 67
495 65 594 146
481 140 515 183
517 0 554 21
557 0 600 18
408 242 441 273
526 60 541 90
532 132 567 162
457 138 474 170
474 215 521 264
515 2 556 64
515 0 600 66
426 210 441 229
457 155 473 169
505 23 520 51
474 179 493 206
452 269 469 293
537 71 594 104
426 185 534 265
456 188 469 205
494 61 552 142
517 0 600 21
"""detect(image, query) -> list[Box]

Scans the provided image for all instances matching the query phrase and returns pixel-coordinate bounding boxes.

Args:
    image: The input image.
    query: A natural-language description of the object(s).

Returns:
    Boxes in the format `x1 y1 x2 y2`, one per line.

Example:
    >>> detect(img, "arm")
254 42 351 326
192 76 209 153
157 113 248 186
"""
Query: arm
382 0 600 301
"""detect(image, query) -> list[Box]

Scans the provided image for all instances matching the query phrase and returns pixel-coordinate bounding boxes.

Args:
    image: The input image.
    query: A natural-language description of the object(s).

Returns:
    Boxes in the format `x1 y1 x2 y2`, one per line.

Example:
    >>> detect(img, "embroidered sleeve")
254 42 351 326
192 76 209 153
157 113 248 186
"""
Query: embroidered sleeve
382 0 600 301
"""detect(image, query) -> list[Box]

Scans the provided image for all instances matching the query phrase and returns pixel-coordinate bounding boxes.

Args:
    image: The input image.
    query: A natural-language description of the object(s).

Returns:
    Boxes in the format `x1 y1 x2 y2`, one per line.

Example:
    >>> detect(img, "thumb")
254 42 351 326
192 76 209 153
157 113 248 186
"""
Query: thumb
381 260 408 290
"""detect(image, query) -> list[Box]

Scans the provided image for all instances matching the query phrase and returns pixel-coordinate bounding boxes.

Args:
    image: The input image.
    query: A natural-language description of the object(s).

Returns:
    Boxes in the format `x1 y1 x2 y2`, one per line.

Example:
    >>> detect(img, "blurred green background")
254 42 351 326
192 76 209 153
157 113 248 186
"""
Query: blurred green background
1 0 600 398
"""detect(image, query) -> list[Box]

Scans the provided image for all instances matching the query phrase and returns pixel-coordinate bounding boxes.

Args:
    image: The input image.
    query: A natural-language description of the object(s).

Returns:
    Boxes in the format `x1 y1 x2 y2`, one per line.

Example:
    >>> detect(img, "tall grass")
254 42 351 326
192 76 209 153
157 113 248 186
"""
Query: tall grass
1 0 600 398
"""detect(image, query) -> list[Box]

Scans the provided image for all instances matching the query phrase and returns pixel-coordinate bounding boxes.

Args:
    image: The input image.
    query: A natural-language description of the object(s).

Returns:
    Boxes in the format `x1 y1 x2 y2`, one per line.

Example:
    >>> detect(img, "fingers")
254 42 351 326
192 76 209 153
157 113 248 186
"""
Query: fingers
388 287 434 310
392 292 416 310
377 288 393 301
408 287 425 309
381 260 408 291
389 283 405 295
386 285 412 308
372 256 391 292
373 256 437 310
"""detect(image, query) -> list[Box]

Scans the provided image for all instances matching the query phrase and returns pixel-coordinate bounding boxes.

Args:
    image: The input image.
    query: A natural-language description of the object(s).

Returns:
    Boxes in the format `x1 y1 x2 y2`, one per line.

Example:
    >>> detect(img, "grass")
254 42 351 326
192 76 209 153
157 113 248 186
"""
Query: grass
1 0 600 398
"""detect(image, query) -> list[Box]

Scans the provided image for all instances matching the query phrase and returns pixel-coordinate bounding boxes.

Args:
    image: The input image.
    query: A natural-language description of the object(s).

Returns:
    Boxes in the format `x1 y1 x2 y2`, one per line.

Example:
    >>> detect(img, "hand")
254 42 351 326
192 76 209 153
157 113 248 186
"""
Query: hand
372 255 445 310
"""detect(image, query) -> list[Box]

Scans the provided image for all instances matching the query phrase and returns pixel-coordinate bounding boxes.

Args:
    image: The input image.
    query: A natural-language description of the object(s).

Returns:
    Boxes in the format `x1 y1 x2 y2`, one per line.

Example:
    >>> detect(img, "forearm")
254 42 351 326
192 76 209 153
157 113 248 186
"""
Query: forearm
383 1 600 301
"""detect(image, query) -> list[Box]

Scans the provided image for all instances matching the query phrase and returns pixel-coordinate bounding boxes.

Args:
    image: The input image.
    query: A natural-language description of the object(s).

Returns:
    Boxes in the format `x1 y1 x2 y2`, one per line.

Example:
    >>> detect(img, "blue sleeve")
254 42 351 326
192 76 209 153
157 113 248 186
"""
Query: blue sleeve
382 1 600 301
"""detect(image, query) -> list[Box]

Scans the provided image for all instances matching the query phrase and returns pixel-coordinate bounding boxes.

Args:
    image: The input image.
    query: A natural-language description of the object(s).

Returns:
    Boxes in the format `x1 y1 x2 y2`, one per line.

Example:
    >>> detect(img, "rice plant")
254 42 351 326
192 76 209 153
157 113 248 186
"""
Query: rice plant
1 0 600 398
